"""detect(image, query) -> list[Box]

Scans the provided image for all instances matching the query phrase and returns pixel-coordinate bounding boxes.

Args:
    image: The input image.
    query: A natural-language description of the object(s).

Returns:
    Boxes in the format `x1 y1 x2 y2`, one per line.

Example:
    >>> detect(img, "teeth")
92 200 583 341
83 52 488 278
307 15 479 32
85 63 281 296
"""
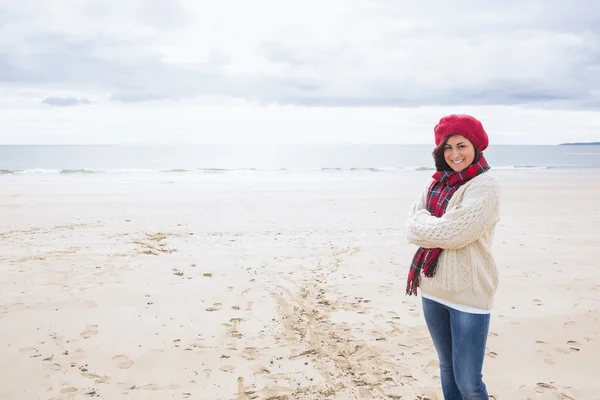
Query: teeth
452 160 464 164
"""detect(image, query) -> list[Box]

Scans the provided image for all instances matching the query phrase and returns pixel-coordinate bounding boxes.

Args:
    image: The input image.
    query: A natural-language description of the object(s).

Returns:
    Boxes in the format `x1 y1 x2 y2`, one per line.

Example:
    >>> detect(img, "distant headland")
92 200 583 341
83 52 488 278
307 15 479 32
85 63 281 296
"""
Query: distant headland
559 142 600 145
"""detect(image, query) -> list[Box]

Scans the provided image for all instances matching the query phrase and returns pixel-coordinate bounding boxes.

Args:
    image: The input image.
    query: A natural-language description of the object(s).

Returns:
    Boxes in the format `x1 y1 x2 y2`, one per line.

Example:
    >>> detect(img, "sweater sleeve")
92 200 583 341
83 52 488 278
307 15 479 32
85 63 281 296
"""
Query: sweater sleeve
406 179 499 250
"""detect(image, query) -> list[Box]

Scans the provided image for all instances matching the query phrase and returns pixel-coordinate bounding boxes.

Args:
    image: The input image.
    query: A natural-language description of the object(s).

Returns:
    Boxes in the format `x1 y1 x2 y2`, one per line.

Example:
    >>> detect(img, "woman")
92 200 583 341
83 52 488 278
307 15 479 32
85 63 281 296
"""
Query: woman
405 114 500 400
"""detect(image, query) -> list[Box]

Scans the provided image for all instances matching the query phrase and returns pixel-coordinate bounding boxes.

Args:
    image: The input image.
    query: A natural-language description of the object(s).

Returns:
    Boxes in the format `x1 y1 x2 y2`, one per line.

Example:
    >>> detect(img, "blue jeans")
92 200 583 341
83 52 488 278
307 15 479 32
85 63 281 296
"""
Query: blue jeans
422 297 490 400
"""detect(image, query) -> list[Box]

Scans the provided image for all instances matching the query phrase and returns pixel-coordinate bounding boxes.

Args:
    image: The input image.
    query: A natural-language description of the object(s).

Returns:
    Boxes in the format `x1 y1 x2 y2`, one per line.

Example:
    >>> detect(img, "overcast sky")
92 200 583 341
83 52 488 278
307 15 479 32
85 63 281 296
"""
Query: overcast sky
1 0 599 144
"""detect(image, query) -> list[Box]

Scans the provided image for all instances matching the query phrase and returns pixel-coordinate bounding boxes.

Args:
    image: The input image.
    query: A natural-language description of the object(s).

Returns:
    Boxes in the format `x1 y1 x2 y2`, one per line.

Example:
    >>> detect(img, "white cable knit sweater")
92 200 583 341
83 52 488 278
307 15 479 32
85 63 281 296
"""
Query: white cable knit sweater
406 172 501 310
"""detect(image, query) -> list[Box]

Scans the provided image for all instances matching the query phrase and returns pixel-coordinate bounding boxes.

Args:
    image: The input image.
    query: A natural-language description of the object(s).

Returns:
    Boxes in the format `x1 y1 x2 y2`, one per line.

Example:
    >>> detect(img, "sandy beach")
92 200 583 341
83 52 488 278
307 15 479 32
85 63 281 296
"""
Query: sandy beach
1 170 599 400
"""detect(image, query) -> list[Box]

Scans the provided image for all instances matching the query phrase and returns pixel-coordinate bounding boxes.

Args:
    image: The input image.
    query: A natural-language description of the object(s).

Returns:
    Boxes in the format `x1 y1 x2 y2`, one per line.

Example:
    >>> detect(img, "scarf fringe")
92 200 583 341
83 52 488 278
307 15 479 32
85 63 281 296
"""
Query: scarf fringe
405 273 420 296
423 260 439 278
405 259 439 296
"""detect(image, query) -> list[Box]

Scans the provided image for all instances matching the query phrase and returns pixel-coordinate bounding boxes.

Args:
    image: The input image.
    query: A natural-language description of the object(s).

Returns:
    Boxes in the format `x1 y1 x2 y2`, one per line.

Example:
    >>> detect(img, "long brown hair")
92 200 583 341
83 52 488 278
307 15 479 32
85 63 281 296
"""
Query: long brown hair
433 135 483 171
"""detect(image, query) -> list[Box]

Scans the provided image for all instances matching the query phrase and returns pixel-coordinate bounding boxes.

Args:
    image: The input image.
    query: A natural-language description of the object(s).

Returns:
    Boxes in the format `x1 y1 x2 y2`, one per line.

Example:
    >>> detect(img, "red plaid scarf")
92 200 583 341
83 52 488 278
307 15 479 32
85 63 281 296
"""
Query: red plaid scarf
406 156 490 296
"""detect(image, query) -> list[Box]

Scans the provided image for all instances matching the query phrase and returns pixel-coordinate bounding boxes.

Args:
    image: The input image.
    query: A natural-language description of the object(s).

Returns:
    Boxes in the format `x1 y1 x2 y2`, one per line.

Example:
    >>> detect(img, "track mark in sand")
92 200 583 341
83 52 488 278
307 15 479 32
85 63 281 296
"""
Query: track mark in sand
358 386 374 398
220 365 236 373
268 246 417 399
79 364 110 383
83 301 97 309
206 303 223 312
241 347 258 360
536 382 559 394
426 359 439 370
19 346 41 358
564 320 576 328
536 350 556 365
237 376 260 400
116 382 138 391
60 386 78 394
113 355 134 369
44 361 62 371
237 376 248 400
130 231 180 255
227 318 243 338
533 298 543 306
80 325 98 339
408 308 420 317
535 356 581 394
47 386 81 399
535 341 559 364
567 340 581 352
416 393 440 400
387 311 401 321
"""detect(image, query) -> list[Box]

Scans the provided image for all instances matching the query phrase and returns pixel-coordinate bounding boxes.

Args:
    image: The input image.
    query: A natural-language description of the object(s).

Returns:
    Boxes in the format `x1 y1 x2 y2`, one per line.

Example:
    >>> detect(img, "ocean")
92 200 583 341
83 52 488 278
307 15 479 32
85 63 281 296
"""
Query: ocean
1 144 599 177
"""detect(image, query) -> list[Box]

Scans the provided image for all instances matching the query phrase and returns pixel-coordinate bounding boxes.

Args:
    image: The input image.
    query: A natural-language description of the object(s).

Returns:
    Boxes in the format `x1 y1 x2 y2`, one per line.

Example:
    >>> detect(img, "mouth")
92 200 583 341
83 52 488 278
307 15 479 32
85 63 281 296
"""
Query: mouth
450 159 465 165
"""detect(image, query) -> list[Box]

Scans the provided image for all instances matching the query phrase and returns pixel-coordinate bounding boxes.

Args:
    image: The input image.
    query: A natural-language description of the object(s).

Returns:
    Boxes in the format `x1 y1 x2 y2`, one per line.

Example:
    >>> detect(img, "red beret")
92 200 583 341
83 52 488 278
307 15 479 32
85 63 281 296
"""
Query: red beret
434 114 489 152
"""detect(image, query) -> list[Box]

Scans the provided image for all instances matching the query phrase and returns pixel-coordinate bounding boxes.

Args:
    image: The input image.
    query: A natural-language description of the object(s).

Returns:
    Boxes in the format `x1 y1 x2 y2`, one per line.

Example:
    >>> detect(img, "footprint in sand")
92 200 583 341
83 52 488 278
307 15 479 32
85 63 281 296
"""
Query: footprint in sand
44 362 62 371
116 382 137 391
113 355 134 369
228 318 243 338
220 365 236 373
567 341 581 352
19 347 40 358
533 384 575 400
206 303 223 312
60 387 78 394
237 377 247 398
387 311 401 320
81 325 98 339
486 351 497 359
536 350 556 365
536 382 557 393
535 341 558 364
533 299 543 306
83 301 98 309
358 387 374 398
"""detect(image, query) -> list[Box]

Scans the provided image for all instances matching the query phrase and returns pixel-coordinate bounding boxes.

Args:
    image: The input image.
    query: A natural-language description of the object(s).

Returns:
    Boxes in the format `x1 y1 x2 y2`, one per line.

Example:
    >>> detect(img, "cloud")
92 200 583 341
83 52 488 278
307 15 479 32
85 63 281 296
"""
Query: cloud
42 97 91 107
0 0 599 113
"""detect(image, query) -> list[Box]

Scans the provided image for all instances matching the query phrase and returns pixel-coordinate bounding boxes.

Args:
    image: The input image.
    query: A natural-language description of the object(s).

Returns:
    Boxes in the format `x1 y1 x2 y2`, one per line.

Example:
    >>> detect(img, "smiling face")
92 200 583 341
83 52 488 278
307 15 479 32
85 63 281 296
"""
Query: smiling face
443 135 475 172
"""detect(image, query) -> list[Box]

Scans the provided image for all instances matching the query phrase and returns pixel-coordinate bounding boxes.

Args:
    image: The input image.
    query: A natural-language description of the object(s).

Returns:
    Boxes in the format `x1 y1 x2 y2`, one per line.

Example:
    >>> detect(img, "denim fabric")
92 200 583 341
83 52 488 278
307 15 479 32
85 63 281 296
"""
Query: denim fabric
422 297 490 400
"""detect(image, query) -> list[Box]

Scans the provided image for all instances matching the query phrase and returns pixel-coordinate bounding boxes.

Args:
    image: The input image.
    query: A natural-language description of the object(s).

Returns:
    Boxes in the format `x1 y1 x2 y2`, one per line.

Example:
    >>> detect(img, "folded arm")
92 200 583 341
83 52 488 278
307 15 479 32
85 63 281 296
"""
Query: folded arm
406 180 499 250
